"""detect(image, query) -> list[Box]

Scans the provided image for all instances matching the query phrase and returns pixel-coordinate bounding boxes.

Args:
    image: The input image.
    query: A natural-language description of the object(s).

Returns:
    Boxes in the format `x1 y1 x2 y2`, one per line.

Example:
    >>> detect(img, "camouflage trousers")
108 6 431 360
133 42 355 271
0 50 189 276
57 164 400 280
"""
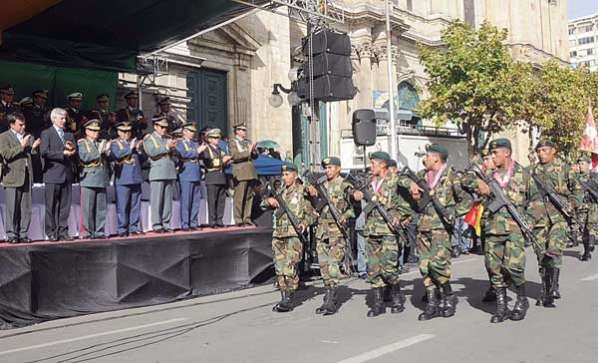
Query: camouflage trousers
316 234 347 287
417 230 452 288
485 234 526 288
532 221 568 268
272 236 303 292
580 207 598 249
365 234 401 288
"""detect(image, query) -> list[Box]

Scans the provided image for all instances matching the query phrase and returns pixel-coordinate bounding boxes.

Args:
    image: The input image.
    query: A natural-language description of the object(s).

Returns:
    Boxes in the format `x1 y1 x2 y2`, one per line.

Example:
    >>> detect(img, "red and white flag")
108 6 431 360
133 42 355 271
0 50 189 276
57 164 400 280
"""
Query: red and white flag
580 102 598 153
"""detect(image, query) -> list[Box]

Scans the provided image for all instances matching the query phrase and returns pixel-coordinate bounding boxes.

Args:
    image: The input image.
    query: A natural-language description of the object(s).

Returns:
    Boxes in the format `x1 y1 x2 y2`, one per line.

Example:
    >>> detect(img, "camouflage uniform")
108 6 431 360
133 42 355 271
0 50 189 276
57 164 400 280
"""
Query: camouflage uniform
265 182 315 293
527 157 583 307
578 170 598 260
314 175 355 288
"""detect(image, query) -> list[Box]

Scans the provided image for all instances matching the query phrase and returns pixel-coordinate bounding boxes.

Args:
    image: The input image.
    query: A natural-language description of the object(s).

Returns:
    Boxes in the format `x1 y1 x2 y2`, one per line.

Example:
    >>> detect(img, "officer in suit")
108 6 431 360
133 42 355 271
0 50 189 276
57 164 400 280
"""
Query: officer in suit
65 92 86 134
143 116 177 233
116 90 147 139
0 113 41 243
153 97 181 133
78 119 111 239
88 94 116 140
200 128 231 228
176 122 204 231
111 122 145 237
229 124 258 226
41 108 77 241
0 85 19 133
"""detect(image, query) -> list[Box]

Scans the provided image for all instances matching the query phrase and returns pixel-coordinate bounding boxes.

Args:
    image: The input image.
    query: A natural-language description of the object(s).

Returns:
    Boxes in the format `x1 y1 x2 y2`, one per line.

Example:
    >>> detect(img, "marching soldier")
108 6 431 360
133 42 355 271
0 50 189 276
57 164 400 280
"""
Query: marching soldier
77 119 111 239
577 154 596 261
352 151 409 317
143 116 177 233
65 92 86 134
467 139 530 322
176 122 204 231
200 128 231 228
116 91 147 139
527 140 583 308
306 157 355 315
0 85 19 133
111 122 145 237
262 162 316 312
408 144 470 320
88 94 116 139
229 124 258 226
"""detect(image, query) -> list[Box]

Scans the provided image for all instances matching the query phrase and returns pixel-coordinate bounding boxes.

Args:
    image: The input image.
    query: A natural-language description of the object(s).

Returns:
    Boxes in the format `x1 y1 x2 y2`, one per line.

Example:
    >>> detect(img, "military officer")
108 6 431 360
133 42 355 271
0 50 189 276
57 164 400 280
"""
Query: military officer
143 116 177 233
577 154 596 261
111 121 145 237
229 124 258 226
78 119 111 239
200 128 231 228
408 144 470 320
263 162 316 312
153 97 181 132
65 92 86 134
0 85 19 133
467 139 530 322
176 122 204 231
527 140 583 307
24 89 50 138
305 157 354 315
352 151 410 317
88 94 116 139
116 91 147 139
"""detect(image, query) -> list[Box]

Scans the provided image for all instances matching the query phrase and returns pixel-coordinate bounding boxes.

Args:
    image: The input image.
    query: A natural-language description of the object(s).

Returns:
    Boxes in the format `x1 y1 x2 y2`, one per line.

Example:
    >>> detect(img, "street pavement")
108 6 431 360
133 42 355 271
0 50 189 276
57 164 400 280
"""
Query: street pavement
1 246 598 363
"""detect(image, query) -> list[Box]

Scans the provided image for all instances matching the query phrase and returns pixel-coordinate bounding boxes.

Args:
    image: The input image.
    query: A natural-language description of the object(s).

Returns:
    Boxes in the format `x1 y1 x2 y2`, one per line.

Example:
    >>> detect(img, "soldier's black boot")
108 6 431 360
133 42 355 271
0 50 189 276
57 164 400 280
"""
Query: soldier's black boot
481 285 497 302
542 267 556 308
389 284 405 314
510 284 529 321
551 267 561 300
322 287 338 316
367 288 385 317
273 290 293 312
418 287 440 321
581 239 592 261
536 267 546 306
490 287 509 323
315 288 331 314
440 283 457 318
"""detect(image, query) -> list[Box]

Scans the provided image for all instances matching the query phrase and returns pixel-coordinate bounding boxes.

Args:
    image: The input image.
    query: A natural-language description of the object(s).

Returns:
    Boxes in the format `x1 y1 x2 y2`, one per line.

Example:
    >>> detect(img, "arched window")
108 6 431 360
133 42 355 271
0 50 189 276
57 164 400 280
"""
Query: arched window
397 81 420 125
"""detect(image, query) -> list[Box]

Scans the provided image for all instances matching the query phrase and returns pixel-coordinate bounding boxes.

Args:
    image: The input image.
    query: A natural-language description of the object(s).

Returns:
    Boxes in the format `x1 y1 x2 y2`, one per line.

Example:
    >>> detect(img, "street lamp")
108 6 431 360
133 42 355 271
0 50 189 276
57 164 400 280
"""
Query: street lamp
269 83 301 108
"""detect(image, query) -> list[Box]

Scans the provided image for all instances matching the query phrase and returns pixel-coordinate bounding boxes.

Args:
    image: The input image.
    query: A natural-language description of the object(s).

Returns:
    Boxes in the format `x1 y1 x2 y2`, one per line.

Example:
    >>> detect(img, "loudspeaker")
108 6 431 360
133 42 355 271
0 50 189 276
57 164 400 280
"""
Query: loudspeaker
297 75 356 102
302 29 352 56
304 53 353 78
352 109 377 146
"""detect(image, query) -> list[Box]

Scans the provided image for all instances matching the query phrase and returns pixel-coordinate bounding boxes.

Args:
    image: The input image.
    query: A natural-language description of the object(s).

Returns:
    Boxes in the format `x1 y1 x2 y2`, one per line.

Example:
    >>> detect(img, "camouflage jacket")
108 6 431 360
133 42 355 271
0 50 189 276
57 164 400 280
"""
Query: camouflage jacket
263 182 316 238
415 166 471 232
527 159 583 227
315 176 355 239
465 162 530 236
363 172 410 236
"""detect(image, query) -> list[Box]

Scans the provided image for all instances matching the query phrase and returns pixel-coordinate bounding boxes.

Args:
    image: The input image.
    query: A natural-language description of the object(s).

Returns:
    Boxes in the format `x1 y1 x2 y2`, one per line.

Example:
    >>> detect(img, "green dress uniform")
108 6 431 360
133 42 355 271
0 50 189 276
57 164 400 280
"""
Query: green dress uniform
229 127 258 225
527 140 583 307
143 121 177 232
77 121 110 239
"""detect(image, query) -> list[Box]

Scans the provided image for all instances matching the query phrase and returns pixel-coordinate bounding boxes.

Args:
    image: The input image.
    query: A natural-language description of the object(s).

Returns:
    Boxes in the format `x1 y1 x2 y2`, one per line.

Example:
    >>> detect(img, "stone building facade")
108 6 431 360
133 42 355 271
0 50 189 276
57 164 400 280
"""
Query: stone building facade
116 0 569 165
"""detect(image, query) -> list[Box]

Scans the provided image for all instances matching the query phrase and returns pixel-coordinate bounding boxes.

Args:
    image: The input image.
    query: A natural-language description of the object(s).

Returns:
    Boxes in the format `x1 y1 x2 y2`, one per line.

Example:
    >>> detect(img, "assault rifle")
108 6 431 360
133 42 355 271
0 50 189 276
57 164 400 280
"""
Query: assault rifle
531 174 579 225
467 163 541 250
305 173 355 273
346 173 408 242
401 166 454 232
265 181 309 246
581 179 598 202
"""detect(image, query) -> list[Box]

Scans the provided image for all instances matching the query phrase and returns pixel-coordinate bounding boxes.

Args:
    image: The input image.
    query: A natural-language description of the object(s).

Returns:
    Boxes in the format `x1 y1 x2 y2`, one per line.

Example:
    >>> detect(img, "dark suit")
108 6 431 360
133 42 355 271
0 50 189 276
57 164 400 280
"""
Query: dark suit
0 130 34 240
40 126 75 239
200 144 227 226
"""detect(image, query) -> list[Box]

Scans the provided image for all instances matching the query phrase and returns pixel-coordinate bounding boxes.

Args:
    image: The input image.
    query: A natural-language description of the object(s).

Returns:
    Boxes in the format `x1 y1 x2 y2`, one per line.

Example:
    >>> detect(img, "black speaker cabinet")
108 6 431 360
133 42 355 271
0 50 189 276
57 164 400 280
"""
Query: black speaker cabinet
352 109 377 146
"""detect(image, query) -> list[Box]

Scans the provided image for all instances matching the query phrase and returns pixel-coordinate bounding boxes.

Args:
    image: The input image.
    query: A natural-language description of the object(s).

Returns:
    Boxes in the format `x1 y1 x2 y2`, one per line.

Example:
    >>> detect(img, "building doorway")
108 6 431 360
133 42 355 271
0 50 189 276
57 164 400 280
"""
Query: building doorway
187 68 228 135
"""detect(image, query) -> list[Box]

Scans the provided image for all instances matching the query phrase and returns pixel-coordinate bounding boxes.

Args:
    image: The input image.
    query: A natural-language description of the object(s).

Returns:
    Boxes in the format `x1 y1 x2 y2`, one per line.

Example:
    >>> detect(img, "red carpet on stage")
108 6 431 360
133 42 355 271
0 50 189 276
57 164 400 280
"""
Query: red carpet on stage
0 226 274 327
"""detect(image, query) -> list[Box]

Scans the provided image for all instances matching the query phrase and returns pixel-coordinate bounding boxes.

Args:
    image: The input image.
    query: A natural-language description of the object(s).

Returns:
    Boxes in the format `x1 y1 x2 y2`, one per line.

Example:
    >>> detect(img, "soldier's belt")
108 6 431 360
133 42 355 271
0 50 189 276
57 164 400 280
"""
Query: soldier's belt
80 160 102 168
150 153 170 161
182 158 198 163
232 157 250 163
115 156 134 165
207 167 222 172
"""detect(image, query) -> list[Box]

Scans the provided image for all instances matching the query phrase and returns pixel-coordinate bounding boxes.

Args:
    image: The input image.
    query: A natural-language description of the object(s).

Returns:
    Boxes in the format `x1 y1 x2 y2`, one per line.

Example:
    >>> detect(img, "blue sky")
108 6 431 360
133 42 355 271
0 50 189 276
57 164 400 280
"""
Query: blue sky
569 0 598 19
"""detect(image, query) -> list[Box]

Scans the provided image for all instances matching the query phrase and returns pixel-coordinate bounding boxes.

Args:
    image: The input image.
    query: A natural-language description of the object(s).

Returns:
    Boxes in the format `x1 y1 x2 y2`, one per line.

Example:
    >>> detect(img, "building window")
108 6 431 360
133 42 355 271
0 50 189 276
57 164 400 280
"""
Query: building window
569 28 575 35
406 0 412 11
579 36 595 45
570 51 577 58
582 25 594 33
588 48 594 56
463 0 475 26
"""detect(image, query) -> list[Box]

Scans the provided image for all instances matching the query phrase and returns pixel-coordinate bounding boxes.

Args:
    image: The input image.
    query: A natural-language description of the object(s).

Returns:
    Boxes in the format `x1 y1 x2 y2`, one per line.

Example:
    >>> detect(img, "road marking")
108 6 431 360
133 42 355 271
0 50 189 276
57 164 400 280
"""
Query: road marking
0 318 186 356
581 273 598 281
336 334 434 363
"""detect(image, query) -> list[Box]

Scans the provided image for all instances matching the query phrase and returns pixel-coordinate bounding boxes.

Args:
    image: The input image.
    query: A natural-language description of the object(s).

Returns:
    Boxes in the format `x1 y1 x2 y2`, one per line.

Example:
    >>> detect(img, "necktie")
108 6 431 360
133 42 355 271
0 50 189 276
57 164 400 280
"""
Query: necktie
58 128 65 143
